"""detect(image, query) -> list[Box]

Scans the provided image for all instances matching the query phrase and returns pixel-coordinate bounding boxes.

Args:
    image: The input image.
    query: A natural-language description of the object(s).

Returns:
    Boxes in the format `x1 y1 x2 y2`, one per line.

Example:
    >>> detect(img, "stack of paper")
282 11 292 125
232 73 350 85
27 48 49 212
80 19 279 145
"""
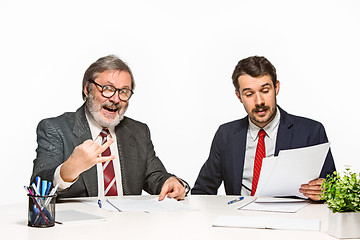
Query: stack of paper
212 215 320 231
56 210 106 224
255 142 330 198
239 198 310 213
85 197 197 212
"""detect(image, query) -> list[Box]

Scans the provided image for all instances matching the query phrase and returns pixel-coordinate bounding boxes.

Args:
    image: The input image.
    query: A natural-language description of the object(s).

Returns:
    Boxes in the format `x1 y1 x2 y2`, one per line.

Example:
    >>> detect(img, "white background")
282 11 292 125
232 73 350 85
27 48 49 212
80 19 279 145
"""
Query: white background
1 0 359 205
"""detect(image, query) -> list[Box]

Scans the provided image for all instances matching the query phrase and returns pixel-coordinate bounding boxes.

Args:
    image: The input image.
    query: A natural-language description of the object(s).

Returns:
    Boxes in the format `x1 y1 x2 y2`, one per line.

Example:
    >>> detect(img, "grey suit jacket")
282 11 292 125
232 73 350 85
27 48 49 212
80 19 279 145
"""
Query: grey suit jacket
30 104 173 198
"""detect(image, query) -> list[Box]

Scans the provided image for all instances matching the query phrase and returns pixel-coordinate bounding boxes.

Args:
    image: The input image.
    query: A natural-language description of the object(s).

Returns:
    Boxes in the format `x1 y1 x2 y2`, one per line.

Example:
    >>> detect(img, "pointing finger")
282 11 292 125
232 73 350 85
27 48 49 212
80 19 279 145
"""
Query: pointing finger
158 185 169 201
96 155 115 164
96 138 114 155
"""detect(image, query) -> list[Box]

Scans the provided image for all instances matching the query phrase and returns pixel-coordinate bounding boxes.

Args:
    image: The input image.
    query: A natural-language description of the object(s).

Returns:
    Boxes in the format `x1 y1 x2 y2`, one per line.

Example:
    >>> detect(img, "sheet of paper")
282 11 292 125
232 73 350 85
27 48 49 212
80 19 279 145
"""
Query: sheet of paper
84 197 197 212
255 142 330 198
212 216 320 231
239 198 310 213
55 210 106 224
254 197 308 203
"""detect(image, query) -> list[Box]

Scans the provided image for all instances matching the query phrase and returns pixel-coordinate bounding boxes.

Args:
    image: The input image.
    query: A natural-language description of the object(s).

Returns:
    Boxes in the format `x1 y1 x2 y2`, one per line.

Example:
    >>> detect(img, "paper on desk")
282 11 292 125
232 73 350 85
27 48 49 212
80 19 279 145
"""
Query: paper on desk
239 197 310 213
56 210 106 224
255 142 330 198
86 197 197 212
212 216 320 231
254 198 308 203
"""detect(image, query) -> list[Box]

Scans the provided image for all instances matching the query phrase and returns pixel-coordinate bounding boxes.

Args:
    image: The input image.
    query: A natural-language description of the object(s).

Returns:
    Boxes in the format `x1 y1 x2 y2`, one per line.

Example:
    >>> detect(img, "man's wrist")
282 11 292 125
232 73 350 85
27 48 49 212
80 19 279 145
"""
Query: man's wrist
54 164 77 191
174 177 191 196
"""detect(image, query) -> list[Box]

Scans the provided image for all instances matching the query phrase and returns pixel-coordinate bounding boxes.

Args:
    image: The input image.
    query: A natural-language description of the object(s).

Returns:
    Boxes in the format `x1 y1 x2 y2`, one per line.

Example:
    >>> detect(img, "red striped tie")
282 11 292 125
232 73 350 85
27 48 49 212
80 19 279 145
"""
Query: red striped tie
251 129 266 196
100 129 118 196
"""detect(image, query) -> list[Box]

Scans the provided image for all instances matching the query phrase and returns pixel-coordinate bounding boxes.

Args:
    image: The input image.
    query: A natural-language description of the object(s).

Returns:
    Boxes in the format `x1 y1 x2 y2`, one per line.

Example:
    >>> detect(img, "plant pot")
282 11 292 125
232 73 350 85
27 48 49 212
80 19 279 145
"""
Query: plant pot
328 209 360 238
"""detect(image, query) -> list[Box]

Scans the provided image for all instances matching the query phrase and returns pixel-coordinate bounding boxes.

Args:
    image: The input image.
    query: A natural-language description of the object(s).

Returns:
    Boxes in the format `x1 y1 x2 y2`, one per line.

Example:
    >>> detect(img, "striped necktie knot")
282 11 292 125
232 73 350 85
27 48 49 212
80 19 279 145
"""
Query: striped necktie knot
258 129 266 138
100 129 110 144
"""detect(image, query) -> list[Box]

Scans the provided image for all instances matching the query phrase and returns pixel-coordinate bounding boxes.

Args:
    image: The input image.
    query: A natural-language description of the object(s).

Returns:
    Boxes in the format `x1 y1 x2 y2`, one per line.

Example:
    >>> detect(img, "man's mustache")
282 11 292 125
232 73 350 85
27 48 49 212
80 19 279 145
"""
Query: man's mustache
102 102 121 109
253 104 269 112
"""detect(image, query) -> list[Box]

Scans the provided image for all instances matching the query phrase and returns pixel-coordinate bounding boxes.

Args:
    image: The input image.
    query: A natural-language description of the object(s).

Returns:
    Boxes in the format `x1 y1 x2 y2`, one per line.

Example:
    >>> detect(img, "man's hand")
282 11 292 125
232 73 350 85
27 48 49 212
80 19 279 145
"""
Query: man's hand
158 177 186 201
60 138 115 182
299 178 324 201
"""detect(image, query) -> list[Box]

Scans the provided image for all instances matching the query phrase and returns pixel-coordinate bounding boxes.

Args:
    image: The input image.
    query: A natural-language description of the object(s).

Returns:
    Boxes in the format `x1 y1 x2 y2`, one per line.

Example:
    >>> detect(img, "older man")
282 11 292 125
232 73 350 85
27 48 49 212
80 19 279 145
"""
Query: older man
31 55 188 200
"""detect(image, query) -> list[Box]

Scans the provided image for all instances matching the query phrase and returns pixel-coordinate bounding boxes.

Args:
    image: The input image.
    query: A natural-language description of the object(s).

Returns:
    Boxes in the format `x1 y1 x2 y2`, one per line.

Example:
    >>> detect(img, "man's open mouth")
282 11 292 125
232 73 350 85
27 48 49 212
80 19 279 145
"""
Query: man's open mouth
103 106 119 113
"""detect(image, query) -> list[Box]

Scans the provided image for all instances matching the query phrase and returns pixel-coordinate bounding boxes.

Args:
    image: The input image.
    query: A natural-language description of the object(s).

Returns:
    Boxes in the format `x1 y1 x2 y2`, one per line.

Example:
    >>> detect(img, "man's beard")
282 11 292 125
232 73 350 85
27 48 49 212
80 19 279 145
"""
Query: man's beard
85 93 127 128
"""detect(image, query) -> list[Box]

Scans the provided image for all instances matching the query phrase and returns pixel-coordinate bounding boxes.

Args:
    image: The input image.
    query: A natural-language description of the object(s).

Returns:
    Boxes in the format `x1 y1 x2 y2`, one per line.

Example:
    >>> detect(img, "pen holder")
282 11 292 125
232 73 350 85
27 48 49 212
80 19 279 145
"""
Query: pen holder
28 194 56 227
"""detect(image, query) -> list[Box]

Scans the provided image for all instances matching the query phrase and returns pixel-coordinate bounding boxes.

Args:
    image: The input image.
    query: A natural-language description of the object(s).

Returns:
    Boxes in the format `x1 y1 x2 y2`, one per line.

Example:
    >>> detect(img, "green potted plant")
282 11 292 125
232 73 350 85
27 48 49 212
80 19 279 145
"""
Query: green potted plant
321 166 360 238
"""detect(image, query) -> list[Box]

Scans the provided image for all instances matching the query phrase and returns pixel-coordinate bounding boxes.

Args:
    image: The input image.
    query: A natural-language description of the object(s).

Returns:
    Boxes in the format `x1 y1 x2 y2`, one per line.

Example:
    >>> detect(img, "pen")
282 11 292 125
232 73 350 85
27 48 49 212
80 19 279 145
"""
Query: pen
25 186 35 197
45 183 59 196
45 181 52 196
36 177 41 195
227 196 244 205
44 183 59 207
25 186 45 209
106 199 122 212
51 183 59 195
41 180 47 196
31 183 41 196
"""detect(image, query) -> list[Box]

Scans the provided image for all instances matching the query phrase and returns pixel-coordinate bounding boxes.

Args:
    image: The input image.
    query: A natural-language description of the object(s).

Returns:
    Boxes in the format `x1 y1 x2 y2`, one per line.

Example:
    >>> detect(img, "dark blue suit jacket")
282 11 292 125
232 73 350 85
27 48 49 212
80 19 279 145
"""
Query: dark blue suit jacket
191 106 336 195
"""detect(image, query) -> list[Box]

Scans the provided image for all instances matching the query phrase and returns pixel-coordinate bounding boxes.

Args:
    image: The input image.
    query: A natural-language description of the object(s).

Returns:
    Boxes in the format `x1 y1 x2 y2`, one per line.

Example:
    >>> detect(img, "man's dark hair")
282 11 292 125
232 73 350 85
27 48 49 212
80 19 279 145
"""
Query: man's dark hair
82 55 135 100
231 56 277 90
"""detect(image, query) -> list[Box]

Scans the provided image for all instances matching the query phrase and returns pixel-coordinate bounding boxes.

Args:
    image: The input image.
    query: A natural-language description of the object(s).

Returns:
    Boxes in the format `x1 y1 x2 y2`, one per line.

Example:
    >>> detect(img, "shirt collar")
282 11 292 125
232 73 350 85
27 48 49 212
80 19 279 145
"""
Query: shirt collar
248 106 280 141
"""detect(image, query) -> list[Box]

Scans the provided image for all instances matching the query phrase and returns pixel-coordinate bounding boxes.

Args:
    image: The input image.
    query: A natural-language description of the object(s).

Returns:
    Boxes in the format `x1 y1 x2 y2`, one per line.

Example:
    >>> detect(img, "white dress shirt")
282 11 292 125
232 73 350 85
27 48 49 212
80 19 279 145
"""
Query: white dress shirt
53 109 123 197
241 107 280 196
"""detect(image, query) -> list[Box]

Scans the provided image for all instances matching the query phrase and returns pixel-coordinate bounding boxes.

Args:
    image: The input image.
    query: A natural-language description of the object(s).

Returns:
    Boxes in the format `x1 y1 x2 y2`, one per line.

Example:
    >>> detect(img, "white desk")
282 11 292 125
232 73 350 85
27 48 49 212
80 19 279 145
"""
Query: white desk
1 195 341 240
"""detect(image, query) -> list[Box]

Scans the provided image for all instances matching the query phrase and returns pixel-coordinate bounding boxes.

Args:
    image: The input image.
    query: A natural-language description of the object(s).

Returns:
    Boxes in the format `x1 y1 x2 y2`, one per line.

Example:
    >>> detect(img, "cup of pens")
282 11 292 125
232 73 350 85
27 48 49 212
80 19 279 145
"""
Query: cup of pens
25 178 58 228
27 193 56 227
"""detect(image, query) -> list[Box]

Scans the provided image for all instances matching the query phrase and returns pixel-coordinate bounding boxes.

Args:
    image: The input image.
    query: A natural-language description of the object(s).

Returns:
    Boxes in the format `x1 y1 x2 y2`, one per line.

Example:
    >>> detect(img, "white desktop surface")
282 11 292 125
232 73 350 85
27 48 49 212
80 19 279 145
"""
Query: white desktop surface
1 195 341 240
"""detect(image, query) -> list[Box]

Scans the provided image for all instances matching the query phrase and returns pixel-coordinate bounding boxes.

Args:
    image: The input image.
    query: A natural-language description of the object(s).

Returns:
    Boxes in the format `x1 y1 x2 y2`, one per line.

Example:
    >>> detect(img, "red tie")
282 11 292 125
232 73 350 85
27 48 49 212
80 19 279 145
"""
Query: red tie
251 129 266 196
100 129 118 196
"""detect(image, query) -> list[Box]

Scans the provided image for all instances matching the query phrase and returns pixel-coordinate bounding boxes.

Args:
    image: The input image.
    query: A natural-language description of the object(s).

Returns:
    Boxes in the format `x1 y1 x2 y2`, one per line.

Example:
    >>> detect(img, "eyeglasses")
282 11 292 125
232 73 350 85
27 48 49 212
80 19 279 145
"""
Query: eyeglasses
89 80 134 102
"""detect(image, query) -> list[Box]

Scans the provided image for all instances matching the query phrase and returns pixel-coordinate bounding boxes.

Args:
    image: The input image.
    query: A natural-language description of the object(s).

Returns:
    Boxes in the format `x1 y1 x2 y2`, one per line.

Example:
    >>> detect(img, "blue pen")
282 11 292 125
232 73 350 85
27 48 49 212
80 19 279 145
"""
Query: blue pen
227 196 244 205
32 205 40 224
36 176 41 195
45 182 52 196
41 180 47 196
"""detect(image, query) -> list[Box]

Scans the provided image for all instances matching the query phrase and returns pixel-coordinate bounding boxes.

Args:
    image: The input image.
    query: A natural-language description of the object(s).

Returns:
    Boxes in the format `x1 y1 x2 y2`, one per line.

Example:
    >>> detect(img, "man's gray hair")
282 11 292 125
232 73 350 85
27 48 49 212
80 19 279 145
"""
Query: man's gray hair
82 55 135 100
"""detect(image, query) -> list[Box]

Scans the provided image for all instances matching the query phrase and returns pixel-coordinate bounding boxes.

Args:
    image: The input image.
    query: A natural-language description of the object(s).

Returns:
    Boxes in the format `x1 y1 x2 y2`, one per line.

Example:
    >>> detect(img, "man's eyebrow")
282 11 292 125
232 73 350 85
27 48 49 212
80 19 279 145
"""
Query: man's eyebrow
241 88 252 93
241 83 272 93
104 81 131 89
261 83 272 88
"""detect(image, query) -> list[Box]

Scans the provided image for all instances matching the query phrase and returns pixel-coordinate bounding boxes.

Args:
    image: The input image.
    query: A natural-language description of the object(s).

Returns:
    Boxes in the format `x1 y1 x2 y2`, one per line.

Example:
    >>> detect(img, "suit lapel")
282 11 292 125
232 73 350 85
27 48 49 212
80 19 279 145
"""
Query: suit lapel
72 104 98 197
114 119 136 195
232 118 248 194
275 107 294 156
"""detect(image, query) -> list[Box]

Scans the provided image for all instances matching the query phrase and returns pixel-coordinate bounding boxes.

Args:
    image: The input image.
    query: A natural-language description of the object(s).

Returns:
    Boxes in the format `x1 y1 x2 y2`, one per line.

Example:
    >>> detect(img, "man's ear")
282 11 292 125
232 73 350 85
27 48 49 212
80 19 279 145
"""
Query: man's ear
235 90 243 103
275 80 280 96
84 82 89 97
